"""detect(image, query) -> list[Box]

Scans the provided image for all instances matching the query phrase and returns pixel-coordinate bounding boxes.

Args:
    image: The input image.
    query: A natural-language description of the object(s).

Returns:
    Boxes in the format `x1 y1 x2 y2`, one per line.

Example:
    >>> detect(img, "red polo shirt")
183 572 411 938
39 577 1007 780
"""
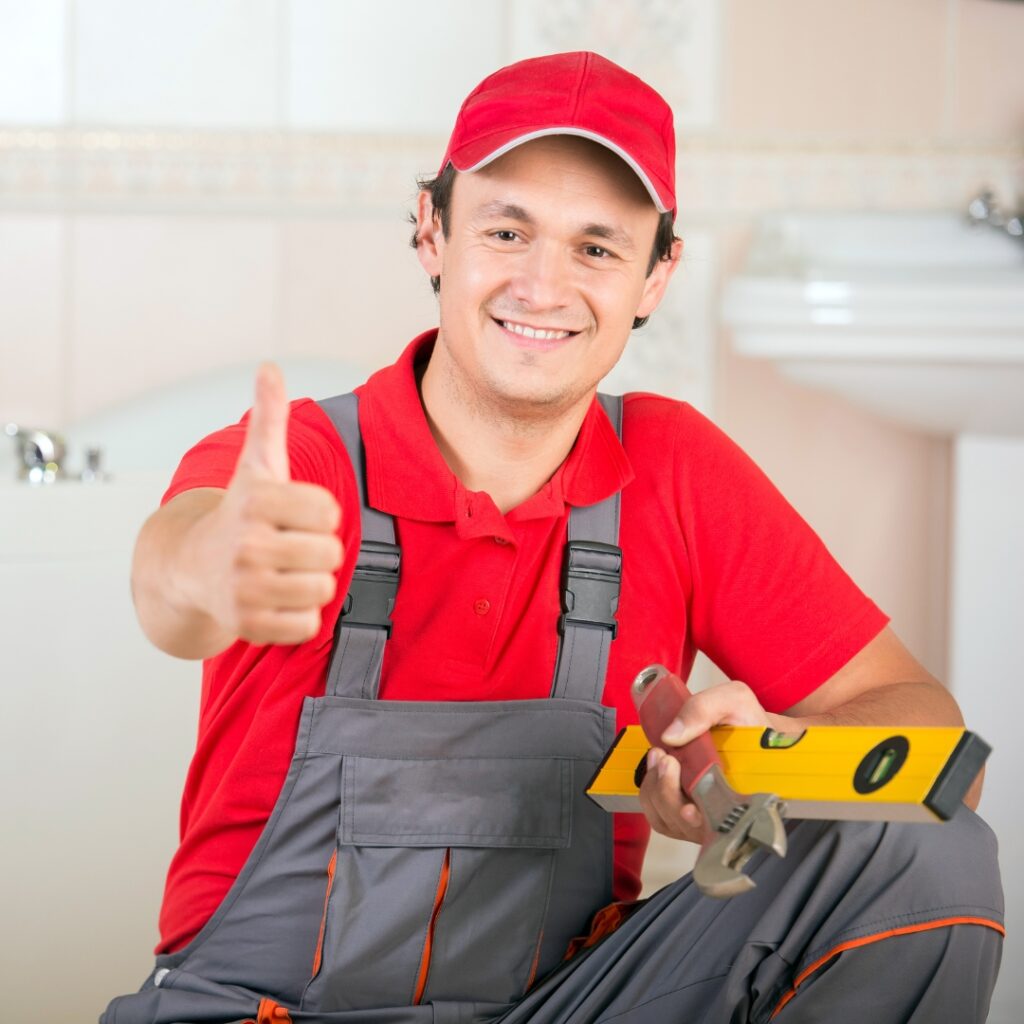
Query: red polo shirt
156 330 888 954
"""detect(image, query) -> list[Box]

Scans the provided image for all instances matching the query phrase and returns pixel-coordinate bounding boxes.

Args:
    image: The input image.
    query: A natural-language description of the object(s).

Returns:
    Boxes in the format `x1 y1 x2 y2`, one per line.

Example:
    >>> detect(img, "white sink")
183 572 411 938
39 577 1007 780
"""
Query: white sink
723 211 1024 1023
721 213 1024 436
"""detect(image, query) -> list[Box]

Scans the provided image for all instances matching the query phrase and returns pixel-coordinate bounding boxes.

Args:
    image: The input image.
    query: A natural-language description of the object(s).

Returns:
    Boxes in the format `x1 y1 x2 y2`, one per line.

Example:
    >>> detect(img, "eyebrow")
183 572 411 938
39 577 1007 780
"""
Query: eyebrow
579 222 637 253
471 201 638 253
474 200 533 222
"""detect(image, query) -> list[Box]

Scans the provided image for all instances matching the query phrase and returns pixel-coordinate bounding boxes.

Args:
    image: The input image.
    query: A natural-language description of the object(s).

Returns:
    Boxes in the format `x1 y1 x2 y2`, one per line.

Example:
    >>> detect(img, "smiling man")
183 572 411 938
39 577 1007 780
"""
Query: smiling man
421 138 669 409
415 134 677 514
104 53 1003 1024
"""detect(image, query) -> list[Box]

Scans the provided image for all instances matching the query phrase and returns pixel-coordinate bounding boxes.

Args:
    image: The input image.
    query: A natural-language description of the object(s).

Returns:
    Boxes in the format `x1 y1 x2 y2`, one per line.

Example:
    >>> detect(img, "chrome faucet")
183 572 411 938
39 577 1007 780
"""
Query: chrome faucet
966 189 1024 243
4 423 68 483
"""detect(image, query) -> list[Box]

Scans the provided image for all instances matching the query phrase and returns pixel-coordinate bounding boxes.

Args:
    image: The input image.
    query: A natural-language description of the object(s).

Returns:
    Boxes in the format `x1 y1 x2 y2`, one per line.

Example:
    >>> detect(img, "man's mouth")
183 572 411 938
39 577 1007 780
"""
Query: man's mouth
493 318 579 342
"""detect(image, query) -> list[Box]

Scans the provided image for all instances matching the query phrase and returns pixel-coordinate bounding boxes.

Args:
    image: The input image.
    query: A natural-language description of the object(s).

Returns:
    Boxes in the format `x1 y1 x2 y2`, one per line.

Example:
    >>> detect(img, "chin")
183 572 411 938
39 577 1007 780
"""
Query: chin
485 373 592 416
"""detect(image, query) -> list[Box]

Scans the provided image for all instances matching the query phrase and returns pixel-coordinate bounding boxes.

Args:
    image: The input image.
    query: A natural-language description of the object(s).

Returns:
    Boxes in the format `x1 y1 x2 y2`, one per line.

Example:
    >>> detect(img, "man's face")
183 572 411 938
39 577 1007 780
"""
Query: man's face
416 136 679 418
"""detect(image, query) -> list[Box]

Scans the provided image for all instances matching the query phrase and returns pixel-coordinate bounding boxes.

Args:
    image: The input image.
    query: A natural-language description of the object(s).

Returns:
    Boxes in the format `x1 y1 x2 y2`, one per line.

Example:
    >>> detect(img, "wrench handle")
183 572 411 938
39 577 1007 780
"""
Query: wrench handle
634 665 719 795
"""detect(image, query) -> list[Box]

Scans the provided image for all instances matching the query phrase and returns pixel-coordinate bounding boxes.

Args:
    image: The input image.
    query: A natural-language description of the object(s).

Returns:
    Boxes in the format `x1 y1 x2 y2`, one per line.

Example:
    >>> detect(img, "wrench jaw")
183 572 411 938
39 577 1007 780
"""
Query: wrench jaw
693 839 758 898
690 768 788 899
744 793 788 858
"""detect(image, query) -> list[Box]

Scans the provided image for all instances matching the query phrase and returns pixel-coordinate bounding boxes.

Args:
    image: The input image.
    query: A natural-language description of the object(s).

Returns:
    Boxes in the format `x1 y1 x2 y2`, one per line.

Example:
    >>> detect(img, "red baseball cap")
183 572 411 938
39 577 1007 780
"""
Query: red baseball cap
438 51 676 216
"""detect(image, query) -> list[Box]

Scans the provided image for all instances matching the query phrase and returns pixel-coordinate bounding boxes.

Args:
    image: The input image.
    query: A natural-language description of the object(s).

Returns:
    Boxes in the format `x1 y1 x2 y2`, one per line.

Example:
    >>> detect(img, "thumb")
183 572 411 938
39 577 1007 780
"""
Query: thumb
238 362 290 480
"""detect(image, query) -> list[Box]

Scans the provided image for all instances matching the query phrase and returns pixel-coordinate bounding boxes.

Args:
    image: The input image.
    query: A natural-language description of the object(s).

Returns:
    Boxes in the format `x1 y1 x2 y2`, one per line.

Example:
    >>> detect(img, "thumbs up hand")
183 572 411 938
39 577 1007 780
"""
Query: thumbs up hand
184 364 344 647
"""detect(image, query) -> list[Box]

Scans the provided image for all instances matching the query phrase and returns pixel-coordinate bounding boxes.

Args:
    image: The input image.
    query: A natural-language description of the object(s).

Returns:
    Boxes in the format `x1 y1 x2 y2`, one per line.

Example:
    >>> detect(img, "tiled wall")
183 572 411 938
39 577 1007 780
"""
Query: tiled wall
725 0 1024 146
2 0 1021 422
0 0 724 431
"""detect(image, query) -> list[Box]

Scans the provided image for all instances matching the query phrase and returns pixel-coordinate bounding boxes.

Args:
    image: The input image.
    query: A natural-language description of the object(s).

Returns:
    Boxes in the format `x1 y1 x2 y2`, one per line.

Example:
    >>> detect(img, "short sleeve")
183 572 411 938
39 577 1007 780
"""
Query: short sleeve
674 405 889 712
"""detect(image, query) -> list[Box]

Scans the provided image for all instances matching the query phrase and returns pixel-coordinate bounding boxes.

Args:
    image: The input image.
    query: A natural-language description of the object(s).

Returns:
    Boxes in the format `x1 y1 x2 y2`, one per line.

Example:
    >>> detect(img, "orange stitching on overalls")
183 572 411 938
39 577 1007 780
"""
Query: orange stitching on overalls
525 927 546 990
412 848 452 1004
310 848 338 978
770 916 1006 1018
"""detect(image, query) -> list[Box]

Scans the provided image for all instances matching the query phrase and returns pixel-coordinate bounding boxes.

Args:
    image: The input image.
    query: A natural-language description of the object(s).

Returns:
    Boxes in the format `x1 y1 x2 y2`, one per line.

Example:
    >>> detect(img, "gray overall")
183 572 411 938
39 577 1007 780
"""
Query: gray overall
103 393 623 1023
102 394 1005 1024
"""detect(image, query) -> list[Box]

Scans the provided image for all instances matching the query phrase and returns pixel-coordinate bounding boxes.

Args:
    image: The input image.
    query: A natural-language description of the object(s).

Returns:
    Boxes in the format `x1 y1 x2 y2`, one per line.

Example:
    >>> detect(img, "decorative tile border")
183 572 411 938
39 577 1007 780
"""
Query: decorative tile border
2 129 1020 217
0 130 438 214
676 145 1024 217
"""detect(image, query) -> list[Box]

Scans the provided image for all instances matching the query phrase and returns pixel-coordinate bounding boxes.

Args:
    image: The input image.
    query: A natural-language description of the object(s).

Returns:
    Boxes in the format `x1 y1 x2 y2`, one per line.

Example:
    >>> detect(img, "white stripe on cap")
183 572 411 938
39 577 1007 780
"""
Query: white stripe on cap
458 127 671 214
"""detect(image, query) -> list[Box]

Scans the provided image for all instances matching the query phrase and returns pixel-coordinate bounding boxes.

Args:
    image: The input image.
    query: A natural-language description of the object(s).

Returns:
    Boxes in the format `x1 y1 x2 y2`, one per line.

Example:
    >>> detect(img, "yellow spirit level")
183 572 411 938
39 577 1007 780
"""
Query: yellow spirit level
586 725 990 823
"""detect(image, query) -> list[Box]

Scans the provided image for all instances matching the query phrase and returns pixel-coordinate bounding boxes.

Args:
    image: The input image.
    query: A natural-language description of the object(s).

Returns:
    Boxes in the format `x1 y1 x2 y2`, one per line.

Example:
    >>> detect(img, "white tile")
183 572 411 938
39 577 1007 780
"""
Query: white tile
601 227 717 412
0 215 66 428
280 215 438 369
287 0 504 133
69 215 277 419
74 0 279 127
0 0 68 124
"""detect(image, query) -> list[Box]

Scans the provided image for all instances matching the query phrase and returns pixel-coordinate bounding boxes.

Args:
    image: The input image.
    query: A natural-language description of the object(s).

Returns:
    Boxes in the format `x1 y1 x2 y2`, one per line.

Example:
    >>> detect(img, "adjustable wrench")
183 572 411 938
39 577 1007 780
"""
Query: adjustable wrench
631 664 788 898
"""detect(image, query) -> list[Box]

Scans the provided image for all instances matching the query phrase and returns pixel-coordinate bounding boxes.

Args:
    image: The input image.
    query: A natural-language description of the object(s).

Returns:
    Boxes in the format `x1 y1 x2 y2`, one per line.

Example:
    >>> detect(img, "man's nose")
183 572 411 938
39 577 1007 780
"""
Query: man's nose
509 242 573 312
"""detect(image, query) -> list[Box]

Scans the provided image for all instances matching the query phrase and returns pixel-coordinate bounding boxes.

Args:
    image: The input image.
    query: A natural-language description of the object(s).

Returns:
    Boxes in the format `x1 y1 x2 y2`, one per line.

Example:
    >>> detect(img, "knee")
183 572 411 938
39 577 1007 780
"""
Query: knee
843 804 1003 919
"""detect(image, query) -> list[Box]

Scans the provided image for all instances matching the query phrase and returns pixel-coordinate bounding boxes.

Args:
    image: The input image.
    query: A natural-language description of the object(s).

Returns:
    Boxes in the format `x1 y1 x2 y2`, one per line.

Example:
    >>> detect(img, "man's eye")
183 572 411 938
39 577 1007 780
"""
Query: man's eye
585 245 611 259
494 230 519 242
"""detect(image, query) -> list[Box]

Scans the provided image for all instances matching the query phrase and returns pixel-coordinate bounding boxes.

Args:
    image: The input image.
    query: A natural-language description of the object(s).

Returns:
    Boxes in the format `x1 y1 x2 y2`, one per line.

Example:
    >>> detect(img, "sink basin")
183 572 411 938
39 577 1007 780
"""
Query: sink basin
721 213 1024 436
724 212 1024 1022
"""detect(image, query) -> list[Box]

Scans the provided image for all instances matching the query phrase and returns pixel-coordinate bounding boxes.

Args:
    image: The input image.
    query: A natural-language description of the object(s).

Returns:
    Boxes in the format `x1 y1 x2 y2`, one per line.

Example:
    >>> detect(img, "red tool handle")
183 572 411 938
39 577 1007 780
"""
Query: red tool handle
633 665 719 794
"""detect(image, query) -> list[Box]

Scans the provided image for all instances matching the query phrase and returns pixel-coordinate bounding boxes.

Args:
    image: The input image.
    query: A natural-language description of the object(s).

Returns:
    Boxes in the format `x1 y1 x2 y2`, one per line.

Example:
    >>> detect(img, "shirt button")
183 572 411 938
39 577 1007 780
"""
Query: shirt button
474 598 491 616
494 536 509 545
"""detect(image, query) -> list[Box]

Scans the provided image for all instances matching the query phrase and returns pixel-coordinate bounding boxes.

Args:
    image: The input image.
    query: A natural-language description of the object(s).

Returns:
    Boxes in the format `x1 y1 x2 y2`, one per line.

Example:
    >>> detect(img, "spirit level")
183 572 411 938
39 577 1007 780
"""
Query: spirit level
586 724 990 823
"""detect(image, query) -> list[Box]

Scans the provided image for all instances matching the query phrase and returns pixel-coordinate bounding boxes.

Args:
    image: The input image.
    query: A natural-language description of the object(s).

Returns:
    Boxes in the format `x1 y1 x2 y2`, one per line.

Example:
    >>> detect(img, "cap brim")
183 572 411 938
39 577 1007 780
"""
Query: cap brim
449 127 673 215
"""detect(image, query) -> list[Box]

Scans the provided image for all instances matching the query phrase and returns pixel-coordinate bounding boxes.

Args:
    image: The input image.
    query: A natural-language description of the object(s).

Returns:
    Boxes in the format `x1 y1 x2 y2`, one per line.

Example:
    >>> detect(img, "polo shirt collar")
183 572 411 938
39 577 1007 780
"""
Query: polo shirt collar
354 330 634 539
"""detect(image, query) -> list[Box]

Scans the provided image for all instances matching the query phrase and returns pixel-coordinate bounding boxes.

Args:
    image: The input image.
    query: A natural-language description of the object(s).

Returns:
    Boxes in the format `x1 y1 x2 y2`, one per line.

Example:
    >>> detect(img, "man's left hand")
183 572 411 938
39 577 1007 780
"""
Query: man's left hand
636 680 777 843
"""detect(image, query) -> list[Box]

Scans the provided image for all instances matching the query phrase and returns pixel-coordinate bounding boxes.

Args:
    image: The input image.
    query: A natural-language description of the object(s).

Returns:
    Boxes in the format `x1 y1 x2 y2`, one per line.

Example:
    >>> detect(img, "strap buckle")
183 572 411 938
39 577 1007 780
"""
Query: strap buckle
559 540 622 637
340 540 401 635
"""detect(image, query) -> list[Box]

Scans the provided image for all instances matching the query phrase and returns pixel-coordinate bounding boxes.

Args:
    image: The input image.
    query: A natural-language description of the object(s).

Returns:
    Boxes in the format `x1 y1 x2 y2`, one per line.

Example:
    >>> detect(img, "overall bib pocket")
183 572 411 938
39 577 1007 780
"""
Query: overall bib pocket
305 754 572 1010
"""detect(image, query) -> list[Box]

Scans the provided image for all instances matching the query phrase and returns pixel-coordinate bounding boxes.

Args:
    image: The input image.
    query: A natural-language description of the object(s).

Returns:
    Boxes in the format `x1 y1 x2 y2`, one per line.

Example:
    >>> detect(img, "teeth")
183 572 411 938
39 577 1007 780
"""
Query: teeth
500 320 572 341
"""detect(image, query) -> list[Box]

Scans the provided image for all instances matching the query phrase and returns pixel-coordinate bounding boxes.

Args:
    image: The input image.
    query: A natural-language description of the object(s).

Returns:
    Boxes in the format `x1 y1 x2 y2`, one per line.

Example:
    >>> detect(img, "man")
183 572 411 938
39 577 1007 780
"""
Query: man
104 53 1002 1023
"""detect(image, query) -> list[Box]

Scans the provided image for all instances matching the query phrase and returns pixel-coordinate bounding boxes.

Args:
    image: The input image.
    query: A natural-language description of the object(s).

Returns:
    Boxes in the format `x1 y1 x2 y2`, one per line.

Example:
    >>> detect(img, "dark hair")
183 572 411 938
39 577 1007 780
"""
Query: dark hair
409 163 678 330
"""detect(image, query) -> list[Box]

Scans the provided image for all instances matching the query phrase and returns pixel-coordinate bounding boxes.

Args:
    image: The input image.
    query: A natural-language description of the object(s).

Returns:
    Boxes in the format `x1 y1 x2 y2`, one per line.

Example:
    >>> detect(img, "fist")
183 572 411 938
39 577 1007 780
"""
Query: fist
638 746 706 844
637 679 772 843
187 363 344 646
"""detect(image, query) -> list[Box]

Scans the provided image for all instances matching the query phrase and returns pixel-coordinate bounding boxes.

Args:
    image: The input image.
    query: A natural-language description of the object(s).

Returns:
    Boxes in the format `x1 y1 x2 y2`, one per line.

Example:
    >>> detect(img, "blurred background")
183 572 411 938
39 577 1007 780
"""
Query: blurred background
1 1 1022 1020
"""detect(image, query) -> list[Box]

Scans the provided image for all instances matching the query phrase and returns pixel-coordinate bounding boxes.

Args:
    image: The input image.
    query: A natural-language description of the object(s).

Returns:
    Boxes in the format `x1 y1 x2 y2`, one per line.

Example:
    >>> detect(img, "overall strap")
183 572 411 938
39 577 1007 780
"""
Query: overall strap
317 393 399 700
549 393 624 703
317 391 624 705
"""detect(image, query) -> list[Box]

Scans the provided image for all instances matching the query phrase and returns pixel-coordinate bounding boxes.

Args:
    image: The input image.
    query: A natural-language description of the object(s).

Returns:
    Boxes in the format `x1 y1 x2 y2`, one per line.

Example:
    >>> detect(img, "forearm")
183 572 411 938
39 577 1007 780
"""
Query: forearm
774 678 964 731
649 631 984 838
131 489 236 660
771 679 982 810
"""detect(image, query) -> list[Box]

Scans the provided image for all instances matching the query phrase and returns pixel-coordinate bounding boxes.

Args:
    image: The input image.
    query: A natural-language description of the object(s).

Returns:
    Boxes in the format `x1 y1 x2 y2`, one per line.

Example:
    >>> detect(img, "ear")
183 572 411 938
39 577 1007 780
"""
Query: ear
635 237 683 320
415 189 444 278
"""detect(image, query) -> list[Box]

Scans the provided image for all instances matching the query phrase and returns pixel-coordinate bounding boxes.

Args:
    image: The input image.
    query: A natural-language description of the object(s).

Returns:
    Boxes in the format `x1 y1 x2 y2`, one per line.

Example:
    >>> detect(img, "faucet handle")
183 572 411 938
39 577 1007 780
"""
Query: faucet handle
967 188 1001 226
966 188 1024 243
80 445 108 483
